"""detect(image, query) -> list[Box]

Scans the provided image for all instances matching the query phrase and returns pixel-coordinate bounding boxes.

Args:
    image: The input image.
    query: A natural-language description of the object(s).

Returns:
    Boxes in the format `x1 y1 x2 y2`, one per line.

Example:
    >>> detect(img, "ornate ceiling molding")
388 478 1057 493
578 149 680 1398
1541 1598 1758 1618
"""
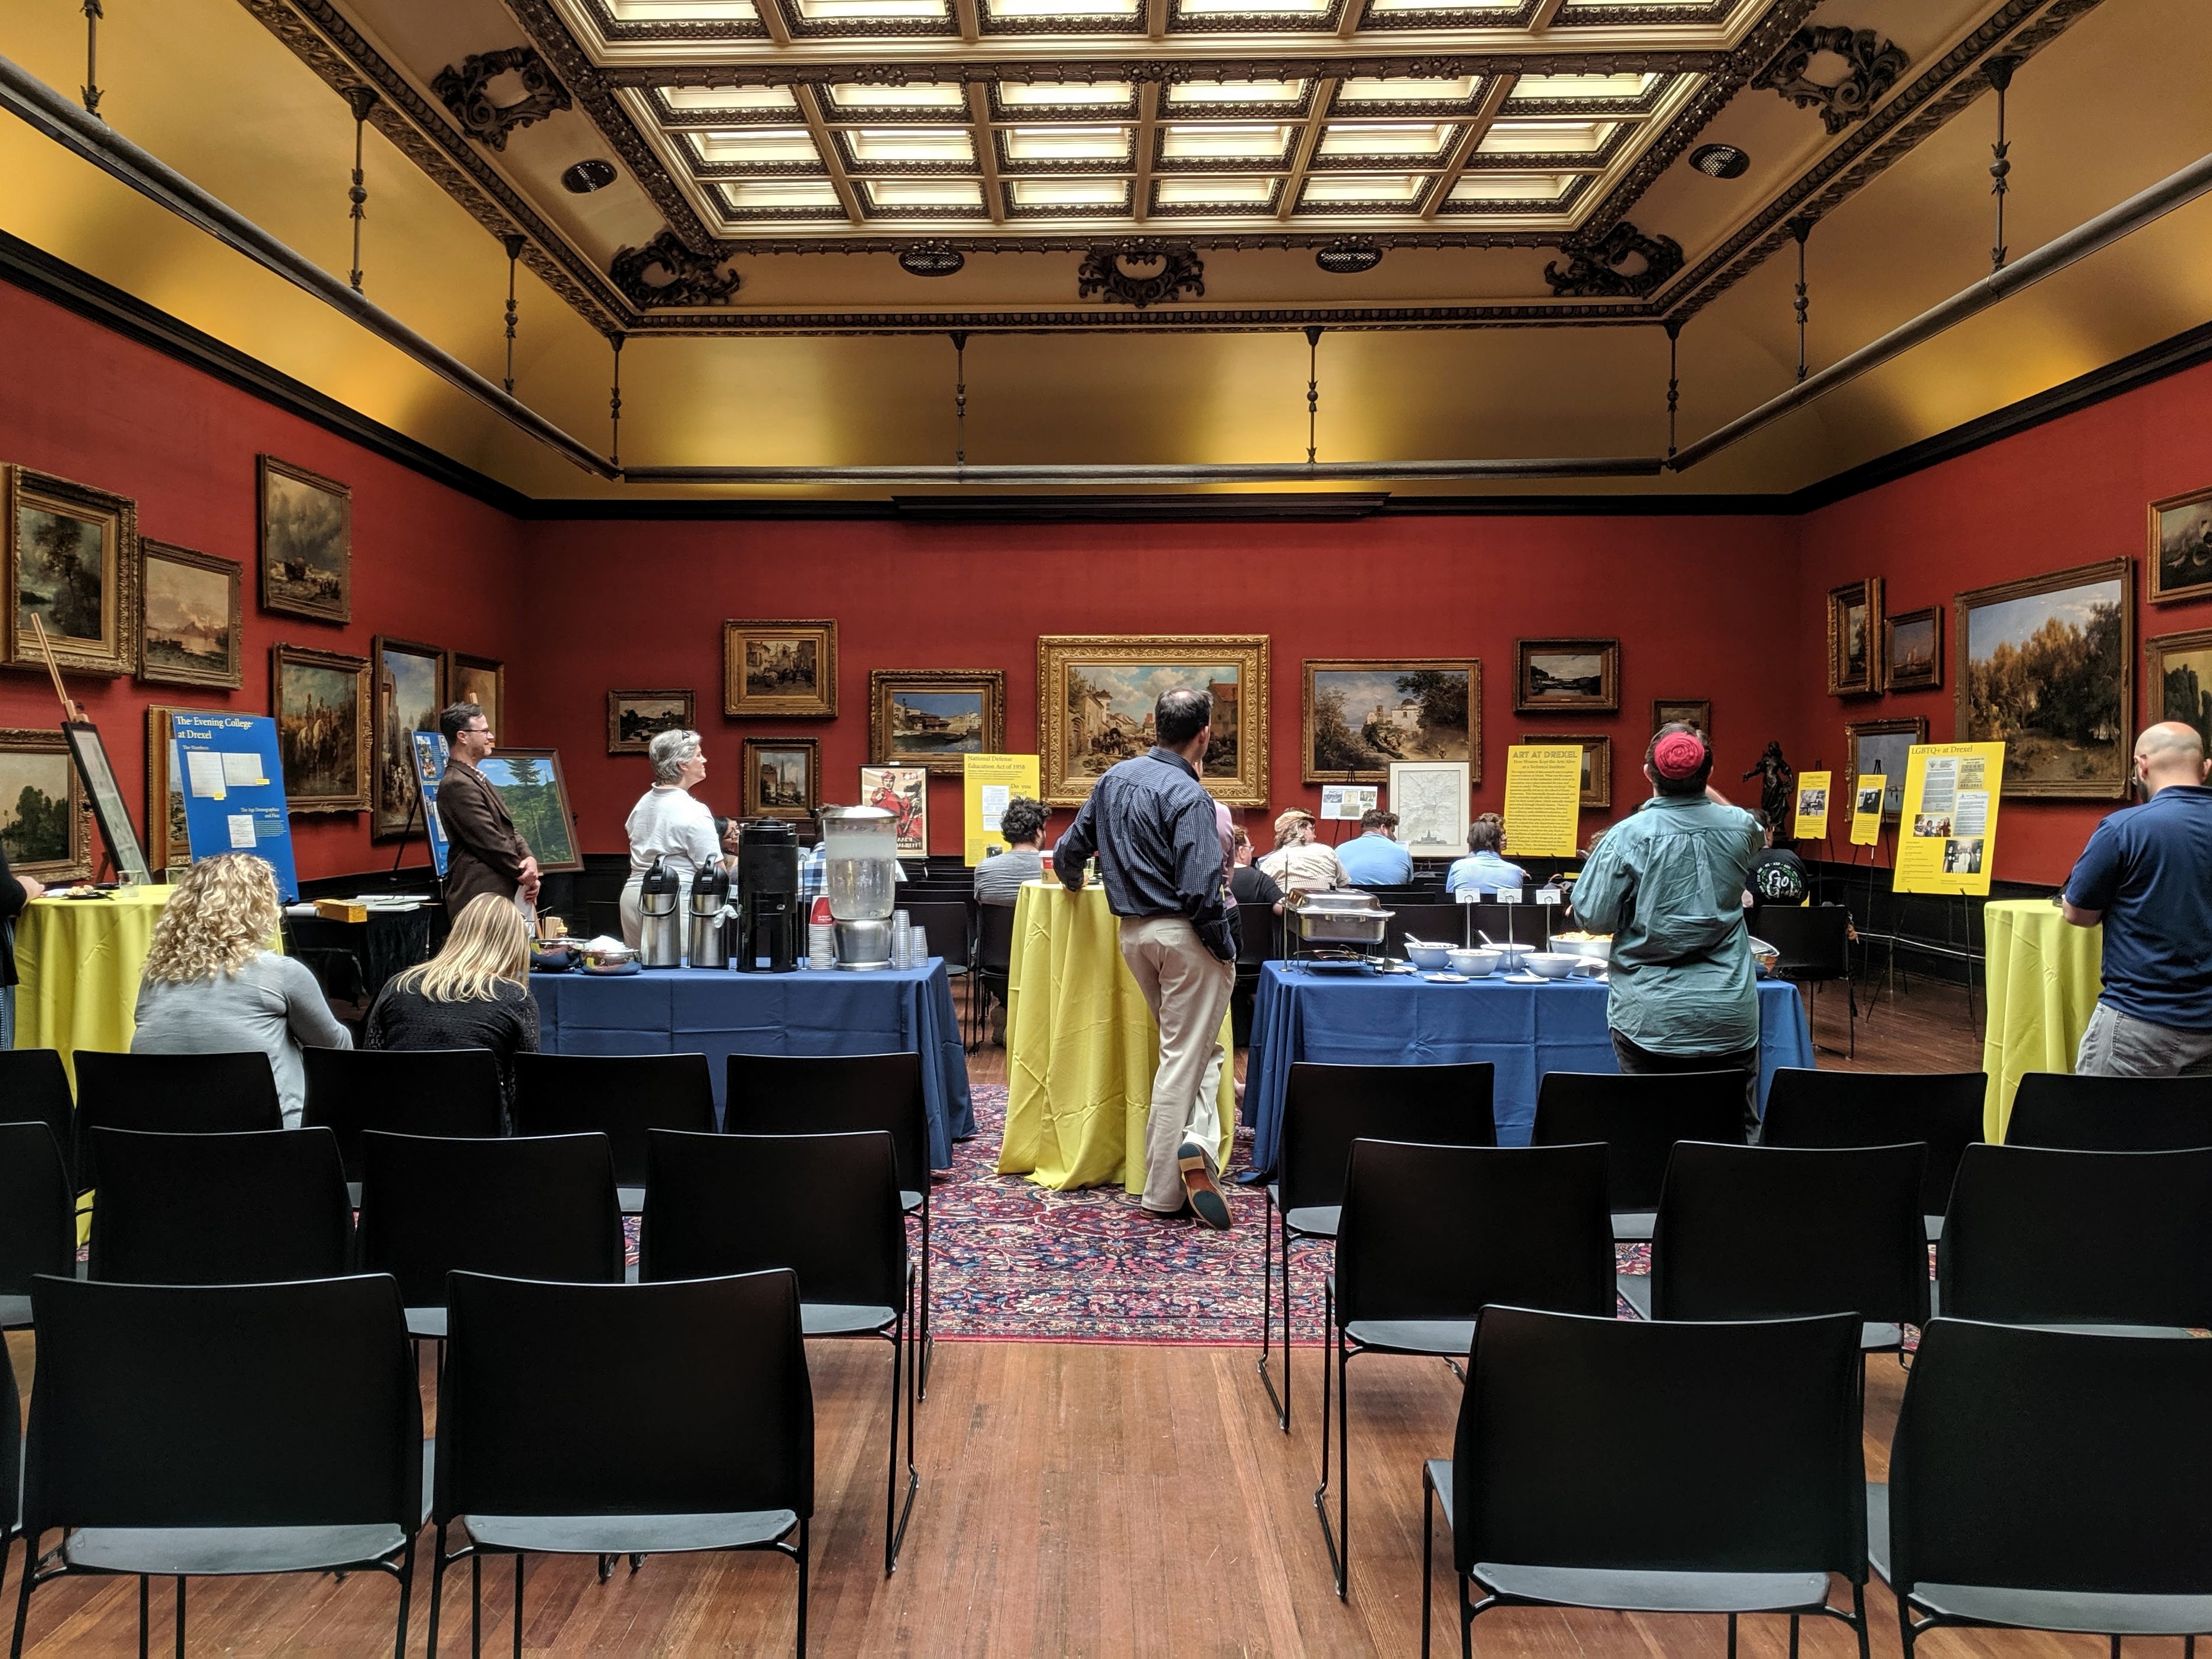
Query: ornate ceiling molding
608 230 743 308
1543 221 1683 298
1075 245 1207 308
1750 25 1910 135
598 53 1726 90
430 47 572 151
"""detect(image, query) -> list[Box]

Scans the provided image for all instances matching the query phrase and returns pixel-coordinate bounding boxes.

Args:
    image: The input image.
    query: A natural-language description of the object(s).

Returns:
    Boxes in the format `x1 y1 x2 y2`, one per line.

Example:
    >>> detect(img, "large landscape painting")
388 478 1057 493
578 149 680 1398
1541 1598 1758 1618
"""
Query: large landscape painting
868 670 1006 773
140 542 240 688
0 727 87 879
1303 660 1479 783
1038 635 1268 806
7 467 137 677
1956 559 2131 799
476 749 583 870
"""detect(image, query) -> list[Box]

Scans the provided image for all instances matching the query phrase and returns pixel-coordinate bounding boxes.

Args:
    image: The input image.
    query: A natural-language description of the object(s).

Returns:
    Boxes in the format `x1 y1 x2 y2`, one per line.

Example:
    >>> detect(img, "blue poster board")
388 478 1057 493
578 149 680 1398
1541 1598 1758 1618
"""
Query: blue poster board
168 713 300 902
411 729 452 879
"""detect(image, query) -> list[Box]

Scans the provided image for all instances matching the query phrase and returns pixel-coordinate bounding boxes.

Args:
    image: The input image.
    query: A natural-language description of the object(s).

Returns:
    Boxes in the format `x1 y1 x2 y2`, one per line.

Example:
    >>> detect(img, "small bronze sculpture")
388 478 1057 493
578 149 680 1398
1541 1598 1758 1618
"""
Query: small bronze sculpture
1743 742 1795 827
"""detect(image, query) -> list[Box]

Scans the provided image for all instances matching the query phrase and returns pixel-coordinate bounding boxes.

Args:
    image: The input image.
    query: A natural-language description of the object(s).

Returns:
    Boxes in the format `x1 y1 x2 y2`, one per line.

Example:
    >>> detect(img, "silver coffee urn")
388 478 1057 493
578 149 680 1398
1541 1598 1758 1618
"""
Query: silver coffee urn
638 856 683 968
686 859 730 970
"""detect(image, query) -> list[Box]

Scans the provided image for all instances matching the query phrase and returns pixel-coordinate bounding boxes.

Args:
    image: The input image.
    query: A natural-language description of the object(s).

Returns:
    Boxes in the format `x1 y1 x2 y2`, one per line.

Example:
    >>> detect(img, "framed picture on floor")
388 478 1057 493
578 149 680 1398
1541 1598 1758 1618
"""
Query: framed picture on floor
607 689 694 755
448 652 505 736
1301 658 1480 784
371 636 446 840
1514 638 1618 714
1518 733 1611 809
1651 699 1711 741
723 619 837 718
1884 606 1943 693
474 748 584 873
1827 577 1884 696
137 540 240 689
0 726 89 882
1956 558 2131 799
2147 627 2212 753
258 455 351 625
2149 483 2212 605
860 764 929 854
1845 717 1928 823
5 465 138 677
743 737 820 821
1037 634 1269 806
868 669 1007 774
272 643 371 815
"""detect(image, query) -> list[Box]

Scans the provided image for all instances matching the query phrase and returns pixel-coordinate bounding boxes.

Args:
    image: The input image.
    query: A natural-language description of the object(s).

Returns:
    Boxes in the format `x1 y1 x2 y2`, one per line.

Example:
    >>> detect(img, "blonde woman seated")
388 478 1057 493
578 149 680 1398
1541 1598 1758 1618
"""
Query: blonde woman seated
365 892 540 1102
619 727 726 949
131 852 352 1127
1258 808 1350 895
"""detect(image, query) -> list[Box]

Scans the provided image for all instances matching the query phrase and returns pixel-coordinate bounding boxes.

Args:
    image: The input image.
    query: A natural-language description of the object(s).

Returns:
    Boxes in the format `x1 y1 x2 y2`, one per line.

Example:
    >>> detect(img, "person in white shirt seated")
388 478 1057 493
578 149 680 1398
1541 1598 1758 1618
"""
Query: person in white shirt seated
974 796 1048 906
1258 809 1350 895
619 728 726 949
1446 813 1530 897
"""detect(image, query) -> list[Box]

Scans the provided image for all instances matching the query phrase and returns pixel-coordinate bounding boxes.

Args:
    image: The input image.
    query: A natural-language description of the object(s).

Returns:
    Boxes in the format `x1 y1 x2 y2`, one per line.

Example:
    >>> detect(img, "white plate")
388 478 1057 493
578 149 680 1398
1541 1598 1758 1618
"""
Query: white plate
1501 971 1549 984
1423 971 1470 983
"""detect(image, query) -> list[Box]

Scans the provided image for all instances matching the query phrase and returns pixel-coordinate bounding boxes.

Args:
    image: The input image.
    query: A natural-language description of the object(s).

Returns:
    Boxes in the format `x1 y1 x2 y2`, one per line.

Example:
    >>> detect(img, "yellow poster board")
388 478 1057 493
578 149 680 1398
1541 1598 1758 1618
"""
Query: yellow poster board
1892 742 2006 895
1793 771 1833 841
963 753 1041 866
1502 745 1584 857
1849 775 1885 846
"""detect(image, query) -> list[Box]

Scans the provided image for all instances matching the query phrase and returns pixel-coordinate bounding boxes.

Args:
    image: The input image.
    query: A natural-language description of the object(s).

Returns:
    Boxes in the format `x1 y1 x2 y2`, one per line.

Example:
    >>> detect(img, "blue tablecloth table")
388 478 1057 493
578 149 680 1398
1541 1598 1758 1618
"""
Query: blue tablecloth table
1243 964 1813 1174
531 959 974 1171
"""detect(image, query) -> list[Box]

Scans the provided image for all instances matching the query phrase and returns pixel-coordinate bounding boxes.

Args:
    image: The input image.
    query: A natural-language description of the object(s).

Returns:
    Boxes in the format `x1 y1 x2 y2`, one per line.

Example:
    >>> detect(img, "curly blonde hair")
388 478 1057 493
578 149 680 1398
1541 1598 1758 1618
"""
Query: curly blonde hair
141 854 281 984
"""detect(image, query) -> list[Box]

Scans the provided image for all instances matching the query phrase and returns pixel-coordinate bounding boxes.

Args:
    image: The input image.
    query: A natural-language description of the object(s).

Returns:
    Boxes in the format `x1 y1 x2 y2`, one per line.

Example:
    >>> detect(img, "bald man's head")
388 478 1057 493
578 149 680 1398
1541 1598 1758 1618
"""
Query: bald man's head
2135 721 2209 791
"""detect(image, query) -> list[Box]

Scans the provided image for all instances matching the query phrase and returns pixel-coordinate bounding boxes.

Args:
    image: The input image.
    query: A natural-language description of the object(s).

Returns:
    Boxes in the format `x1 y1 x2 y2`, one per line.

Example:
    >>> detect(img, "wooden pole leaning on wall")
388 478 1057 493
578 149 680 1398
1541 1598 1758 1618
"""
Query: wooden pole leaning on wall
29 614 88 724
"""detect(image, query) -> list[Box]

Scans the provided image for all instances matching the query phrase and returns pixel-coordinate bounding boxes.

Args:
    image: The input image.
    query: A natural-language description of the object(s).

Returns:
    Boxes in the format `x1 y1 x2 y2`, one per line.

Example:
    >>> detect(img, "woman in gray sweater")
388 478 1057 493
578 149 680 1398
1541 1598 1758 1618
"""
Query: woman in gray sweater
131 853 351 1126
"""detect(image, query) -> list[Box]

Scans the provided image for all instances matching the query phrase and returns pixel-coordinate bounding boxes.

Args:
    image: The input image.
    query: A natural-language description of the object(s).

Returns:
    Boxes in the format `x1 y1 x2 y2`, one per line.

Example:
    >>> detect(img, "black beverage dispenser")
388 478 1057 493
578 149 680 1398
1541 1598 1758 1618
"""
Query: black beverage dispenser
733 818 800 973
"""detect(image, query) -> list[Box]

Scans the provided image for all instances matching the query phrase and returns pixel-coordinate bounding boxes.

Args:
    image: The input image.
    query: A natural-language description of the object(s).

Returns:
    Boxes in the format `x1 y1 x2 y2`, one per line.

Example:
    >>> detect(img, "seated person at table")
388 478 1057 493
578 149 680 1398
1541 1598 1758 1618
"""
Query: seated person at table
365 892 540 1107
975 796 1048 906
620 728 726 949
1335 809 1413 887
1446 814 1529 897
1258 809 1349 895
1742 810 1809 907
131 852 352 1126
1230 828 1284 916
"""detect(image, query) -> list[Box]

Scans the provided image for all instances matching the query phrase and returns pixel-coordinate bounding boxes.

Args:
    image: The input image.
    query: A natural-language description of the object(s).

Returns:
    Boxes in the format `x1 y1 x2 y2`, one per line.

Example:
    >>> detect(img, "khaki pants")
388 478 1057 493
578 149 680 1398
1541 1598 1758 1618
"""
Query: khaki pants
1119 915 1235 1212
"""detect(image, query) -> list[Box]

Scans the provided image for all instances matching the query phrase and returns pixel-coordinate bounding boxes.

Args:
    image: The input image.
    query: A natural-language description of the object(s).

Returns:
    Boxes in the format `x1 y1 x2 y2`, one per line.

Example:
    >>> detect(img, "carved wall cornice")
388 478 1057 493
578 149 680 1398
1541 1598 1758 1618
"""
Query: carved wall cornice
431 46 571 150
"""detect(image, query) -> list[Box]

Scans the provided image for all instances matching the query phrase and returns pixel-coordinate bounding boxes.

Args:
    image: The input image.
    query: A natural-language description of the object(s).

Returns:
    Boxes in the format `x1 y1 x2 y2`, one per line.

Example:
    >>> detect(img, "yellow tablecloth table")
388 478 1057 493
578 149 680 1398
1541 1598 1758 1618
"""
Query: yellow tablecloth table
998 881 1237 1193
1982 897 2104 1142
15 887 174 1084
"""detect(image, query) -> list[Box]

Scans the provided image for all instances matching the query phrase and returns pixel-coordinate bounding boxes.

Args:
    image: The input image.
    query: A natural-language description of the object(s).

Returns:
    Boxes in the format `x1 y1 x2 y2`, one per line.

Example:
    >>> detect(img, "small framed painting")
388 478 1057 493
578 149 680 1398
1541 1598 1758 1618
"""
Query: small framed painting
448 653 505 735
1826 577 1884 696
273 643 371 814
474 748 584 873
607 689 695 755
0 726 90 882
1651 699 1711 741
1514 639 1618 714
723 619 837 718
743 737 820 821
1956 558 2131 799
860 764 929 854
1884 606 1943 693
2149 483 2212 605
1387 760 1471 858
1846 716 1929 823
258 455 351 624
868 669 1007 774
138 540 241 689
2147 627 2212 753
146 702 221 876
371 636 447 840
1520 733 1612 809
1302 658 1480 784
6 465 139 678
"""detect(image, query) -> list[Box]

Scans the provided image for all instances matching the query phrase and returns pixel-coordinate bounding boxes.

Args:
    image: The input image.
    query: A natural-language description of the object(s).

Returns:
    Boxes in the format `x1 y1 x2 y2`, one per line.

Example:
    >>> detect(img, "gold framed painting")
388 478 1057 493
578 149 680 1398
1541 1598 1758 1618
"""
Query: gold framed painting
1036 634 1270 807
607 689 695 755
1827 577 1884 696
868 669 1007 775
1884 605 1943 693
448 652 505 736
272 642 371 814
1301 658 1480 784
137 540 240 689
0 727 89 882
2147 626 2212 753
145 702 223 876
5 465 138 677
742 737 821 821
371 635 447 840
1956 558 2132 799
1514 638 1618 714
1846 716 1929 824
1651 699 1711 740
723 619 837 718
2149 483 2212 606
1519 733 1612 809
258 455 352 625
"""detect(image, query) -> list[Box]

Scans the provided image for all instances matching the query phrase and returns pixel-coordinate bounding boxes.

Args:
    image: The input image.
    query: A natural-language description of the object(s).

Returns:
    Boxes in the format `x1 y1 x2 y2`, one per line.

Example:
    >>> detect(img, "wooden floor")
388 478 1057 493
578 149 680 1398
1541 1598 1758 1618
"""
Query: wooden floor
8 976 2144 1657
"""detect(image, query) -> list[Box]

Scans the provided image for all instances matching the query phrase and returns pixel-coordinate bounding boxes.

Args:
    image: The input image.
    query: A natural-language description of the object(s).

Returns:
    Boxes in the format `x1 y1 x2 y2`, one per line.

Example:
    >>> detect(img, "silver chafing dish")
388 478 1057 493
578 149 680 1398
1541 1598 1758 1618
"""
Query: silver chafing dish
1283 889 1393 955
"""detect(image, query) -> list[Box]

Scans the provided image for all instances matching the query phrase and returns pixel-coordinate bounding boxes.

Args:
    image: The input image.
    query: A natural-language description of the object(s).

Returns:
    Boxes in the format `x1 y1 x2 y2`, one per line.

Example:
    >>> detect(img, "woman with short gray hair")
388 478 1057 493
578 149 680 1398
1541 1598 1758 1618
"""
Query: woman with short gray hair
619 727 726 949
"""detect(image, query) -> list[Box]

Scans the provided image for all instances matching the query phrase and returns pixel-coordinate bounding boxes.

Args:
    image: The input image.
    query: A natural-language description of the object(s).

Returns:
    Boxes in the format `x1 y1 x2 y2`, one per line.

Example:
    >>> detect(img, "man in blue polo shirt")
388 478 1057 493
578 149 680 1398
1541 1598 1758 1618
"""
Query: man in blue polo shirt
2061 721 2212 1076
1335 809 1413 886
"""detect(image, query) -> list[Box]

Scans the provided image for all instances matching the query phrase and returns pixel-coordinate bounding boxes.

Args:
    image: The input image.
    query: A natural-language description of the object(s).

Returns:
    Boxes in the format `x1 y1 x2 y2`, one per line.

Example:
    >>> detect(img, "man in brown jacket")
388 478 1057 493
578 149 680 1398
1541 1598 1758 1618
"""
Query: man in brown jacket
437 701 538 914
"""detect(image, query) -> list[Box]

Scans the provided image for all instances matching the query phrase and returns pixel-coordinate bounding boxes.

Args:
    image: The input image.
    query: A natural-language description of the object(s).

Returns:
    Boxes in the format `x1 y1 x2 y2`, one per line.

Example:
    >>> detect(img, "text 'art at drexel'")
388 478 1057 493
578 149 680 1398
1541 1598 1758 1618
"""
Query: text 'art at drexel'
4 0 2212 1649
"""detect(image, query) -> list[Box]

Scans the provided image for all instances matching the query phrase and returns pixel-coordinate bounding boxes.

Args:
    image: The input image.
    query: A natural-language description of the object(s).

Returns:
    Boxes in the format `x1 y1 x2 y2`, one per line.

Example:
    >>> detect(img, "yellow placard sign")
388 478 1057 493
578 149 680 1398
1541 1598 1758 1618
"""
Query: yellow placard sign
1892 742 2006 895
963 753 1041 867
1849 775 1885 846
1793 771 1833 840
1502 745 1584 858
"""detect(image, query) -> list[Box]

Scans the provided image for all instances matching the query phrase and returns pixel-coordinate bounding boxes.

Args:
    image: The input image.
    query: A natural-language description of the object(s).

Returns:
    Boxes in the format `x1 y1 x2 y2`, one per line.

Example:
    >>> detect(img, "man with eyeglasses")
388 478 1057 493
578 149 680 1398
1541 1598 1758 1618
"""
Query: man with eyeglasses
436 701 539 918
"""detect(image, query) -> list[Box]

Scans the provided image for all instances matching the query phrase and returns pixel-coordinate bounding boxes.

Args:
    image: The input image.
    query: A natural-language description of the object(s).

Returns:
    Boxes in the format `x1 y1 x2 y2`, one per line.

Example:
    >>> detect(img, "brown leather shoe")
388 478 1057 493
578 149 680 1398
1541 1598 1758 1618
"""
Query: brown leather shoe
1179 1142 1233 1231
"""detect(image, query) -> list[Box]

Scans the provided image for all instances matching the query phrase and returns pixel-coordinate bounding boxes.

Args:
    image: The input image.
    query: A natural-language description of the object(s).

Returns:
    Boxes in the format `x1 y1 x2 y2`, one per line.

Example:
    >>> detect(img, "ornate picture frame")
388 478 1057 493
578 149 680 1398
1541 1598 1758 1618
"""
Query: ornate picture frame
1884 605 1943 693
1521 733 1612 809
137 540 240 689
272 642 371 815
723 619 837 718
1956 558 2132 800
1846 715 1929 824
1036 633 1270 807
146 702 221 876
742 737 821 821
2147 626 2212 753
371 635 447 840
0 725 90 882
258 455 352 625
448 652 505 736
1827 577 1884 696
607 689 696 755
868 669 1007 775
5 465 139 678
1514 638 1618 714
2149 483 2212 606
1651 699 1711 741
1300 658 1480 785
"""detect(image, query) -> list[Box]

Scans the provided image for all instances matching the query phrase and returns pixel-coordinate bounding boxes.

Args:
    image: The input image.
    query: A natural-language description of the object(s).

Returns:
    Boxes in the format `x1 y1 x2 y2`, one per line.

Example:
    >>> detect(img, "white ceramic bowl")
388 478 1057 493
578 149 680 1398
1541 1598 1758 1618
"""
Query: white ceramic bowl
1404 942 1452 970
1567 936 1612 964
1490 941 1534 967
1447 948 1500 976
1523 952 1584 980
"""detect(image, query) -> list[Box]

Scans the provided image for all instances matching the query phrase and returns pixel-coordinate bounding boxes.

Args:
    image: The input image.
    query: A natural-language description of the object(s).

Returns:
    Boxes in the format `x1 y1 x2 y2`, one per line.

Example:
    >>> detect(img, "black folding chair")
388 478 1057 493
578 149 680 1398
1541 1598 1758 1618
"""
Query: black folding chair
971 903 1017 1052
2005 1071 2212 1151
1760 1068 1987 1240
1 1325 17 1569
1317 1139 1613 1600
426 1269 814 1659
1637 1141 1930 1351
86 1128 352 1285
356 1131 625 1341
641 1128 917 1576
0 1049 75 1188
1420 1307 1869 1659
0 1122 73 1331
71 1050 281 1193
1874 1318 2212 1655
1229 898 1279 1049
1938 1143 2212 1335
303 1047 505 1195
1533 1070 1748 1241
726 1051 938 1396
12 1274 423 1659
1261 1061 1496 1434
511 1052 716 1211
1750 905 1857 1058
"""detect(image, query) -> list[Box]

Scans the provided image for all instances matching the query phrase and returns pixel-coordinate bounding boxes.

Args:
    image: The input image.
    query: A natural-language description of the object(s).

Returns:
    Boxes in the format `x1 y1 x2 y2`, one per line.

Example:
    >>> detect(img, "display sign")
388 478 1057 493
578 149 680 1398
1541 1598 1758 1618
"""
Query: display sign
1319 783 1378 821
1893 742 2006 896
410 730 452 879
167 712 299 901
963 752 1040 866
1849 775 1885 847
1793 770 1833 841
1502 745 1583 857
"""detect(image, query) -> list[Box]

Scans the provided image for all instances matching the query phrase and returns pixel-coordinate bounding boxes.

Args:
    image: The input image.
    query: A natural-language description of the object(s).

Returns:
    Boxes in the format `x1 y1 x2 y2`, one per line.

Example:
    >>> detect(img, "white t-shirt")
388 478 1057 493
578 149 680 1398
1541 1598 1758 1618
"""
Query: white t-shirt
625 786 722 885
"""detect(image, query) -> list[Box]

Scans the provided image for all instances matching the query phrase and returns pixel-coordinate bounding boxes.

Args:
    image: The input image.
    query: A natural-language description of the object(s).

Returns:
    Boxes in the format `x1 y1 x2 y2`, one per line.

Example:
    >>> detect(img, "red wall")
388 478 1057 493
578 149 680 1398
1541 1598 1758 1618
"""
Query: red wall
0 282 530 882
1795 356 2212 884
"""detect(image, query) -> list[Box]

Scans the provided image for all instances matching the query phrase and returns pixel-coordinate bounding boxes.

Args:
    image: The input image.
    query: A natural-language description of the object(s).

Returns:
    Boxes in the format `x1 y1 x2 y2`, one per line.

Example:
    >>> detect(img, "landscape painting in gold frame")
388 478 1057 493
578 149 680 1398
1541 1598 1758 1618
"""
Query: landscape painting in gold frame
1036 634 1269 807
6 465 138 678
868 669 1007 775
723 619 837 718
2147 627 2212 755
2149 483 2212 605
1301 658 1479 785
1956 558 2131 799
1827 577 1884 696
0 726 90 882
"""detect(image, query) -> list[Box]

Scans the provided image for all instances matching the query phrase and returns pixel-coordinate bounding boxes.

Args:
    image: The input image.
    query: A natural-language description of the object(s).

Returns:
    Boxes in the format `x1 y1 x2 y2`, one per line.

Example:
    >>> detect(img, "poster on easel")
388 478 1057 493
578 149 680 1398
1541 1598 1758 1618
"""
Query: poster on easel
963 753 1040 866
1501 745 1582 857
168 712 300 901
1848 776 1885 847
1892 742 2005 896
410 730 452 879
1793 770 1832 841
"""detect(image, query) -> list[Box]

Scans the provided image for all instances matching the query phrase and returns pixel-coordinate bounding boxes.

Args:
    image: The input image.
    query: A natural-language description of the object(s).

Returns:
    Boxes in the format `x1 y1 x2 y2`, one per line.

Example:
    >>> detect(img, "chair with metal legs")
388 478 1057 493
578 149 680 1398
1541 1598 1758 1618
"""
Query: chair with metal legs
1532 1069 1747 1242
1758 1068 1986 1242
0 1123 73 1332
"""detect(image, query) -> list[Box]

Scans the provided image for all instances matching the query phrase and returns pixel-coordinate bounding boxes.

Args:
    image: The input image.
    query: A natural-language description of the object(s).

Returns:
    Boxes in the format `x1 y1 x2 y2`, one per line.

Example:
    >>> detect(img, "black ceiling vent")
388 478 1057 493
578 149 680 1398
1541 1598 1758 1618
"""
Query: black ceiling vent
899 244 967 277
1315 241 1383 275
561 158 618 194
1689 143 1751 179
